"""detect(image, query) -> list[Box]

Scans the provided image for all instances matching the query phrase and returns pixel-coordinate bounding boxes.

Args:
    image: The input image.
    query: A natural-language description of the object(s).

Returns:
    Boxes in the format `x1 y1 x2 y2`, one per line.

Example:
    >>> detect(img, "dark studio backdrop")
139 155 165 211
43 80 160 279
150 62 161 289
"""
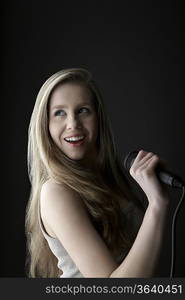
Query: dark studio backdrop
1 0 185 277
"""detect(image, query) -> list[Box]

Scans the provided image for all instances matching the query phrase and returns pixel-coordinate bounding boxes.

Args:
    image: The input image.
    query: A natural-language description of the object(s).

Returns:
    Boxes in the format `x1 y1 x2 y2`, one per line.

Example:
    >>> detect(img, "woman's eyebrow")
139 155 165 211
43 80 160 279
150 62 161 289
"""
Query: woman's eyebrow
51 103 92 110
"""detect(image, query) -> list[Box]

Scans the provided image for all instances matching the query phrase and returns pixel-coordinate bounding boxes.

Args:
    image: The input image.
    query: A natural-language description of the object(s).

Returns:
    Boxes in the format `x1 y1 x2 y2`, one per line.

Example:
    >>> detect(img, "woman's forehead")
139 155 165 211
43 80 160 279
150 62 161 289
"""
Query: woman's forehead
49 81 94 108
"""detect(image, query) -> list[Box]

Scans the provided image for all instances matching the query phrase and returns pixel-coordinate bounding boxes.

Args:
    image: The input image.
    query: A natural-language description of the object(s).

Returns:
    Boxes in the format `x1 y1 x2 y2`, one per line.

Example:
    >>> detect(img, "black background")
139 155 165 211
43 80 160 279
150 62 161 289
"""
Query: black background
1 0 185 277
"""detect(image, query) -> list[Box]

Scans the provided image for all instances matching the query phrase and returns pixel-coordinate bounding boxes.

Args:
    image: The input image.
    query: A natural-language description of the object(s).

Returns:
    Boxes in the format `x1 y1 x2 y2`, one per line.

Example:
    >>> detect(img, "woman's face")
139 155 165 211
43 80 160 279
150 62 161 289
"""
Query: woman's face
48 82 98 165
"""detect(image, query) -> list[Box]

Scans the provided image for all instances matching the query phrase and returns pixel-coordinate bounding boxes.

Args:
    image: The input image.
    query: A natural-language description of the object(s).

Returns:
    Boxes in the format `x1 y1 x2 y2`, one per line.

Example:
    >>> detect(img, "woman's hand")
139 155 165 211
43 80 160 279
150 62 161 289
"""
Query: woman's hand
129 150 170 209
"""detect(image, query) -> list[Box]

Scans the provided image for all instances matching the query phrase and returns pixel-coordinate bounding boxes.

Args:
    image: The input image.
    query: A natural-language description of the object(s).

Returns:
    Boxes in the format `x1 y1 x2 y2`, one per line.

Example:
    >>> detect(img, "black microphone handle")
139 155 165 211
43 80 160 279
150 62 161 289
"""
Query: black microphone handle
157 171 184 188
124 151 184 189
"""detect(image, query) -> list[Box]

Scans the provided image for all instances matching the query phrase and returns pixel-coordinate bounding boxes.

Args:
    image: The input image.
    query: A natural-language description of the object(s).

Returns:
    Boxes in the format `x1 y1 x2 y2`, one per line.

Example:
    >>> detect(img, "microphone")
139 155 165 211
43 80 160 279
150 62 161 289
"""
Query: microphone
124 150 185 188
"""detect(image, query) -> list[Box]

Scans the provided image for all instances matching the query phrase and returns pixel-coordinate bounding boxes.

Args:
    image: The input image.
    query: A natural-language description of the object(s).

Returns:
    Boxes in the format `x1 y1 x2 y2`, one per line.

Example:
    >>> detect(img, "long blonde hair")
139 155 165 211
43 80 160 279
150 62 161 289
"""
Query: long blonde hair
25 68 144 277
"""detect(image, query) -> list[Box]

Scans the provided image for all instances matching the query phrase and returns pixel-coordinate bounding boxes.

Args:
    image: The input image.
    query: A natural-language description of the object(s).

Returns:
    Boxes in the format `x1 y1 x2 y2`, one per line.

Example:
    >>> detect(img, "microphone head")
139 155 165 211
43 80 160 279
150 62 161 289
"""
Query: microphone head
124 150 139 171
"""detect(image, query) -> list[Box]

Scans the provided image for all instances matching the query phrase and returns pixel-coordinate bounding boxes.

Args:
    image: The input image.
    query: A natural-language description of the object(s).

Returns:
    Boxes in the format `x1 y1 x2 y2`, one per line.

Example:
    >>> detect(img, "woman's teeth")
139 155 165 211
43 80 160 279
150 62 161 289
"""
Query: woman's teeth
64 136 85 143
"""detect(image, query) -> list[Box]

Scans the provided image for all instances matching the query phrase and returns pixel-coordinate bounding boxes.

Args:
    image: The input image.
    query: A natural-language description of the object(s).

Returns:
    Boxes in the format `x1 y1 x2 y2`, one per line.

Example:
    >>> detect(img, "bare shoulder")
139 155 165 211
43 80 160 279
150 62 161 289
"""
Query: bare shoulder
40 178 87 239
41 178 72 195
40 178 93 236
40 178 86 212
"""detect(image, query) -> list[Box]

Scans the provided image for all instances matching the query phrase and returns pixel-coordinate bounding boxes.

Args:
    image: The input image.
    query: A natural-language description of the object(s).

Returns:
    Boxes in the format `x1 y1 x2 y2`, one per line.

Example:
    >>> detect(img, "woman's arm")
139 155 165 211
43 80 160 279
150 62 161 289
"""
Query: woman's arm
109 150 170 277
40 151 170 277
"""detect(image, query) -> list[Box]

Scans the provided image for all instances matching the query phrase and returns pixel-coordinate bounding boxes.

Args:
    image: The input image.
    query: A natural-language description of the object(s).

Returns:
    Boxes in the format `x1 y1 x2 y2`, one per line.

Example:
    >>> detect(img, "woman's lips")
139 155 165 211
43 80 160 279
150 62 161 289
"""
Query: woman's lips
64 136 86 147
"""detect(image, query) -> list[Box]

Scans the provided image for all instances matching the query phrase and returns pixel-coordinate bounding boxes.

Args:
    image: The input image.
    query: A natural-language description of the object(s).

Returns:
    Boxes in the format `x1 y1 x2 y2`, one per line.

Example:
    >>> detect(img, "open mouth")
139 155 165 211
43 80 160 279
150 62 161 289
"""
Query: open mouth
64 135 86 146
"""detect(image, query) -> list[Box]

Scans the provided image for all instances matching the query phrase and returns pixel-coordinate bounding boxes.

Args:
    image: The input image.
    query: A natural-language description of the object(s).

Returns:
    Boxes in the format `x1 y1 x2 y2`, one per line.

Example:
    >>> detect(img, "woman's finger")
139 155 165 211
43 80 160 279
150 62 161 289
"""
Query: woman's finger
139 155 160 173
132 150 155 170
138 152 155 166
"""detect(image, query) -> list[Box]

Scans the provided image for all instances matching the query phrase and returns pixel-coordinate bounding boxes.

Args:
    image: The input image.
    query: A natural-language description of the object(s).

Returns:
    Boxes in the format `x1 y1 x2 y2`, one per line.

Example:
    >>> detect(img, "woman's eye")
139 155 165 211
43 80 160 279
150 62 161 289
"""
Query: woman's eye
79 107 90 114
54 110 65 116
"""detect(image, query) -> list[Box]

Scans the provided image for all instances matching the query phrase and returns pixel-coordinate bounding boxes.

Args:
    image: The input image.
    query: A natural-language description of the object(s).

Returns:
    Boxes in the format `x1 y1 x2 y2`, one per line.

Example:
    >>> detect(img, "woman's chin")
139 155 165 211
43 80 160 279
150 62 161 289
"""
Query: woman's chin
65 153 85 161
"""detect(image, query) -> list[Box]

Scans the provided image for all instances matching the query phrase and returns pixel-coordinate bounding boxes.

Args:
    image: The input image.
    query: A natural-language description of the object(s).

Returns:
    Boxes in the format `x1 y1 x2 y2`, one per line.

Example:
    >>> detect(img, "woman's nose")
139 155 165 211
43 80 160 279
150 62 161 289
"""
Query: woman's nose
66 114 82 130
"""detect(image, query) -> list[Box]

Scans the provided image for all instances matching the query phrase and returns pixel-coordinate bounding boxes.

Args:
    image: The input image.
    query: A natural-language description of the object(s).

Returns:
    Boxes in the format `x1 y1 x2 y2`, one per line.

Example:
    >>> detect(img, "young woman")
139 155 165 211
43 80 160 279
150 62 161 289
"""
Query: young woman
25 68 170 278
